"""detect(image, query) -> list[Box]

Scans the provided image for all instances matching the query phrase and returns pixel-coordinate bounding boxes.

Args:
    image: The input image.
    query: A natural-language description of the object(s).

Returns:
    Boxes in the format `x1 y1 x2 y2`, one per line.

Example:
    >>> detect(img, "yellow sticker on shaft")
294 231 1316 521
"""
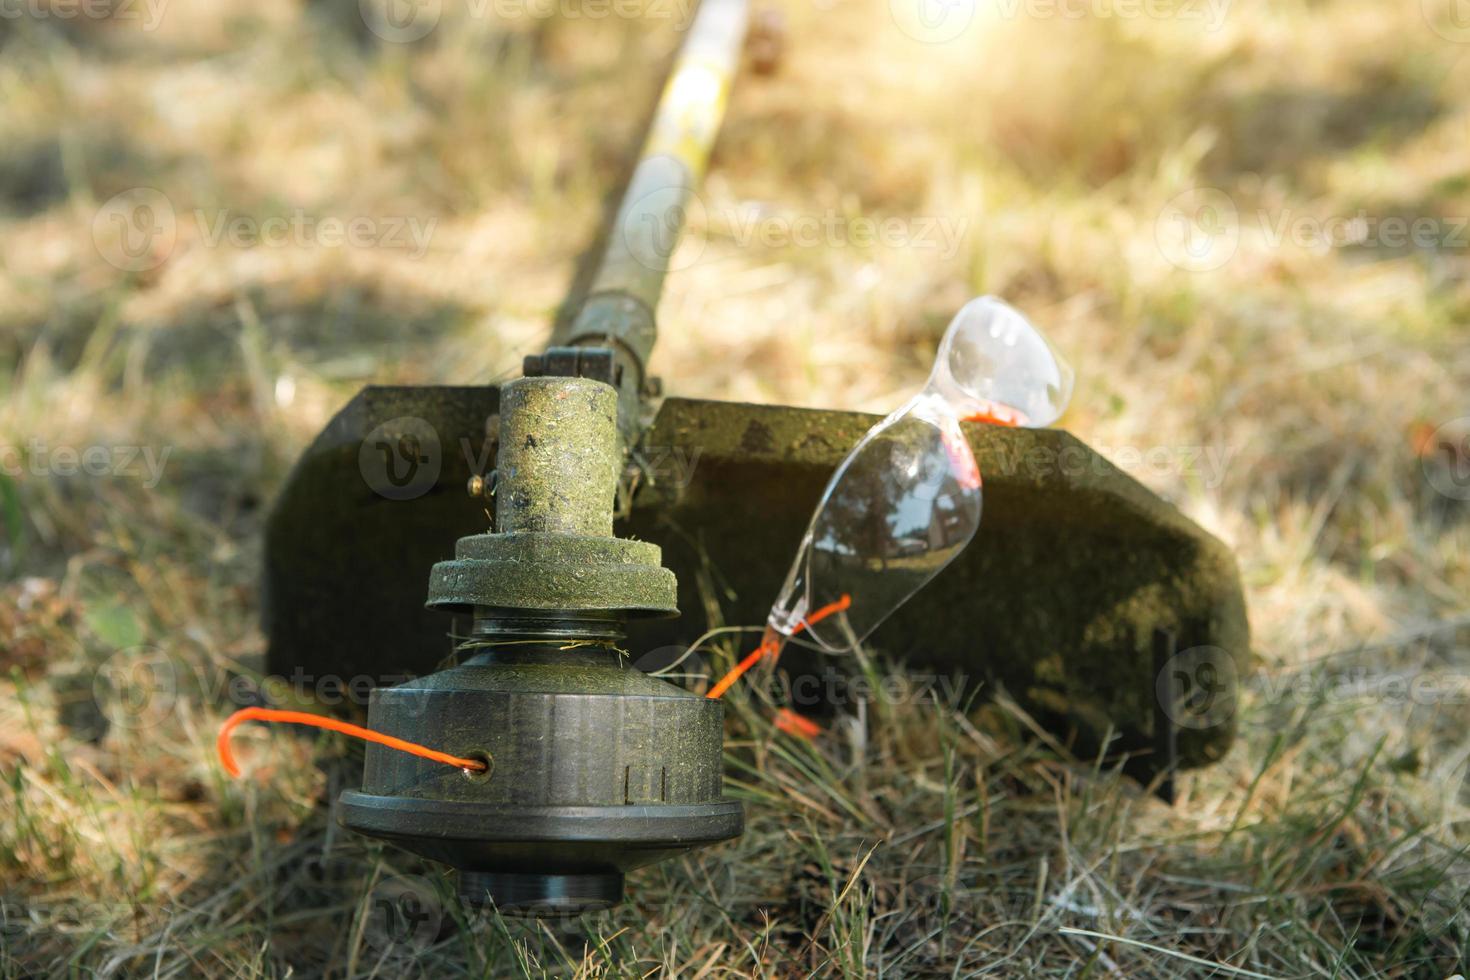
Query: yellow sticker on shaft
644 57 731 179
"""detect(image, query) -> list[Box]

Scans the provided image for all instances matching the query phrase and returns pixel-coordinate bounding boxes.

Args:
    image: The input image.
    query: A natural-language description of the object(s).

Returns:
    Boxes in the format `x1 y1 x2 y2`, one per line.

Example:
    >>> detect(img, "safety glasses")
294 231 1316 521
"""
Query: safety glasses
767 296 1073 653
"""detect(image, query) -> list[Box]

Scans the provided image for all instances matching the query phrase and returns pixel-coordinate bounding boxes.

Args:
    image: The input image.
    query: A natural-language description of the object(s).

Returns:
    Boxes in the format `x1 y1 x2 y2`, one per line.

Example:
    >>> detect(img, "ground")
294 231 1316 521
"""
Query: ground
2 0 1469 975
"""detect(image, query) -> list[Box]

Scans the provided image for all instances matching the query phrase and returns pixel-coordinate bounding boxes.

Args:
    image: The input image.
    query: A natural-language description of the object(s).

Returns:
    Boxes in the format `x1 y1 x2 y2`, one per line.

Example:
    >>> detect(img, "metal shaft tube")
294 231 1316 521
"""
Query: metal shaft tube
554 0 750 444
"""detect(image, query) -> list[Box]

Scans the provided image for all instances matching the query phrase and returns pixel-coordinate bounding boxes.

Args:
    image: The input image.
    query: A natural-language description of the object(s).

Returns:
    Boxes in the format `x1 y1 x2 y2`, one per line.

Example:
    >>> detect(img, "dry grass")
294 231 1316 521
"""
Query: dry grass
2 0 1470 975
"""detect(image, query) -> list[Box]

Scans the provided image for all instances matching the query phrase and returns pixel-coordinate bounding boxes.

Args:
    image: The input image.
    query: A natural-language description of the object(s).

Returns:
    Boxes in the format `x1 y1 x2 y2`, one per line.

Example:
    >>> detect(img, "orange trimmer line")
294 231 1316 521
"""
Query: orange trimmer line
963 408 1023 427
705 594 852 700
705 413 1013 706
225 413 994 766
218 596 853 774
772 708 823 738
216 707 487 778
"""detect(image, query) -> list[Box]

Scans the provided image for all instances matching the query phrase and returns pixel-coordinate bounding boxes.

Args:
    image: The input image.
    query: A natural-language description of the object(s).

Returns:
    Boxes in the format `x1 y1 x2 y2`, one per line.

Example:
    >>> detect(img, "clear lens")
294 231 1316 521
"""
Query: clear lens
766 297 1069 655
931 297 1074 427
768 397 981 652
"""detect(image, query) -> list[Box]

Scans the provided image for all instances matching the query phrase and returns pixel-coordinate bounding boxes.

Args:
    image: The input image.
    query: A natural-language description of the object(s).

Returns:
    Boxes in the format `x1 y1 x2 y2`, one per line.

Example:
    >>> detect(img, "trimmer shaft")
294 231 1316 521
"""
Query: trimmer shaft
339 377 742 915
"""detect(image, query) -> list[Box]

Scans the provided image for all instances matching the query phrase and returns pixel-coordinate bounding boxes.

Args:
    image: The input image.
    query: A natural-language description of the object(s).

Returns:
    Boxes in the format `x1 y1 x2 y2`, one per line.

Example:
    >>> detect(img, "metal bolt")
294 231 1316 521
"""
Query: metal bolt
468 472 497 501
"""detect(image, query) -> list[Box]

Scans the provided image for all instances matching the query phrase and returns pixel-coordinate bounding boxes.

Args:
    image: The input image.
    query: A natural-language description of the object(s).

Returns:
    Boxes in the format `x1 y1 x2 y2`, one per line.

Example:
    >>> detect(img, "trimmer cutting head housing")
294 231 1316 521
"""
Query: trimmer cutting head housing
338 376 742 914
